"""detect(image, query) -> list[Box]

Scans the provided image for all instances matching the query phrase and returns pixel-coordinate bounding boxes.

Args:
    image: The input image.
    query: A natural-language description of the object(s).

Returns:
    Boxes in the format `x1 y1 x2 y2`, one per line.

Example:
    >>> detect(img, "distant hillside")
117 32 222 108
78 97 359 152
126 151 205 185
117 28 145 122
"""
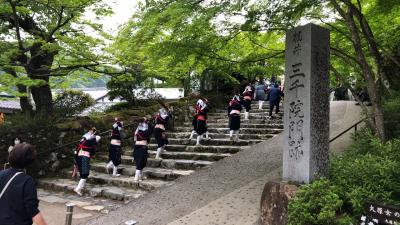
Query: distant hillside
51 75 110 89
69 76 110 88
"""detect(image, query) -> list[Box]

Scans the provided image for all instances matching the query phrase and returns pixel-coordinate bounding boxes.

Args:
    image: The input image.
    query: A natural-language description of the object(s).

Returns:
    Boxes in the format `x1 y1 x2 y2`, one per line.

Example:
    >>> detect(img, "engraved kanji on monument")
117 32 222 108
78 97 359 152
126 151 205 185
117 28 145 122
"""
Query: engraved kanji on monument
283 24 330 184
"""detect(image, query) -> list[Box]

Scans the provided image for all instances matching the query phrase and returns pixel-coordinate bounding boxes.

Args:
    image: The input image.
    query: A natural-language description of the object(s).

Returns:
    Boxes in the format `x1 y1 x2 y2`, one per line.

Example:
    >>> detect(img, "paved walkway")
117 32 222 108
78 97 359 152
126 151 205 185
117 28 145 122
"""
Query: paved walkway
82 101 362 225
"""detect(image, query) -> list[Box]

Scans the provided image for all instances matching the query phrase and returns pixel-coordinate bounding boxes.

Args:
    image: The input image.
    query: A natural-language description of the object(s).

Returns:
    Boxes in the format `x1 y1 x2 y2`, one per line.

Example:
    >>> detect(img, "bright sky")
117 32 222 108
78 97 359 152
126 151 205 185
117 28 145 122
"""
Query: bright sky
97 0 139 35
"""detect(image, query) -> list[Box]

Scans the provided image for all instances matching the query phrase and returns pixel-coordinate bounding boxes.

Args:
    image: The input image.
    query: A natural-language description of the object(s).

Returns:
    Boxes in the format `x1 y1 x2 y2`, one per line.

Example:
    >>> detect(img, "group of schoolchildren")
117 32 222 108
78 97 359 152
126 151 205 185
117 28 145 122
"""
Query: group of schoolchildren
72 78 283 196
72 108 170 196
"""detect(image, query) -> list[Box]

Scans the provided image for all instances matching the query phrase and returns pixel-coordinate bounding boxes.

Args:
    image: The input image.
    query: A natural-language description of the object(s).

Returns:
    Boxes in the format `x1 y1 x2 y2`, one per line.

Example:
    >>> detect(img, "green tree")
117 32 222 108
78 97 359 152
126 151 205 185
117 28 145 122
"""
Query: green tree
110 0 286 96
0 0 114 115
115 0 400 142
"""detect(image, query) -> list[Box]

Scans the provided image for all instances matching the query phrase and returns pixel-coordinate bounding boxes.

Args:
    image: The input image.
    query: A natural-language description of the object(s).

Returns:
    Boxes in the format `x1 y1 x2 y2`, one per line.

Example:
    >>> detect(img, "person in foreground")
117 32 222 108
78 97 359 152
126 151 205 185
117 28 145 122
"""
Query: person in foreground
0 143 48 225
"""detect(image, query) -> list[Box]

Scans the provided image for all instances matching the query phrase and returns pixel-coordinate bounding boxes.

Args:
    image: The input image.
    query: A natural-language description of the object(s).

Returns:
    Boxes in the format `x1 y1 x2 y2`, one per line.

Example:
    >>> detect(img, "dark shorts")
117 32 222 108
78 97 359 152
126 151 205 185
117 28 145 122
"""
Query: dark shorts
77 156 90 179
243 100 251 112
192 117 197 130
229 114 241 130
108 144 121 166
154 128 168 147
195 120 207 135
133 145 148 170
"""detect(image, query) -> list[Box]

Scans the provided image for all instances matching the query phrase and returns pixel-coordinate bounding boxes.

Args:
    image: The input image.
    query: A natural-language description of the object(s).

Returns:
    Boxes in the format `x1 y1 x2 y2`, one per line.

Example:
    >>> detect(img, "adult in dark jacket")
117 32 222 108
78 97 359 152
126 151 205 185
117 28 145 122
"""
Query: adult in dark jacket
268 84 283 117
255 80 267 110
0 144 48 225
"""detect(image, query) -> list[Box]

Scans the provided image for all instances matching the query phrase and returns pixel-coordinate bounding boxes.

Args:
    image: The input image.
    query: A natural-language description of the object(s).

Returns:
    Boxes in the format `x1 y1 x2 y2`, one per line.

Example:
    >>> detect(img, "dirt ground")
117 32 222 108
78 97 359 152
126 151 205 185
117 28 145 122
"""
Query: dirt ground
39 201 100 225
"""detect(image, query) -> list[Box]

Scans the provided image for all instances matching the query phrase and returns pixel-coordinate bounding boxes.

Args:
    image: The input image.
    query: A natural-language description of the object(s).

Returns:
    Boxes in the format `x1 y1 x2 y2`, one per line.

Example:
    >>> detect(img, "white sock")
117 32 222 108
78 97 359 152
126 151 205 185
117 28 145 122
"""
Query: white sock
205 131 209 139
112 166 120 176
196 135 202 145
75 178 86 192
235 130 239 141
134 170 141 181
155 148 162 159
245 112 249 120
189 130 196 139
106 161 114 169
259 101 263 109
229 130 234 138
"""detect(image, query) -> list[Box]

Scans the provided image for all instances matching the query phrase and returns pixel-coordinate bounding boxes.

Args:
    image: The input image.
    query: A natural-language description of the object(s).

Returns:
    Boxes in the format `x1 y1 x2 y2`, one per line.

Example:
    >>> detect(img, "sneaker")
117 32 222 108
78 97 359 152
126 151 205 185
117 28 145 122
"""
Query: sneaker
229 136 234 141
73 188 83 196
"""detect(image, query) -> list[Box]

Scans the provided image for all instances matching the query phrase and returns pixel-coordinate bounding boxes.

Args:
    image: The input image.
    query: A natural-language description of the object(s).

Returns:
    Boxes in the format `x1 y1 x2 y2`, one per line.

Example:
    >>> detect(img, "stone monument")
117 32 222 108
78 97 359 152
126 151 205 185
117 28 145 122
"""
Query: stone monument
260 23 330 225
282 23 330 183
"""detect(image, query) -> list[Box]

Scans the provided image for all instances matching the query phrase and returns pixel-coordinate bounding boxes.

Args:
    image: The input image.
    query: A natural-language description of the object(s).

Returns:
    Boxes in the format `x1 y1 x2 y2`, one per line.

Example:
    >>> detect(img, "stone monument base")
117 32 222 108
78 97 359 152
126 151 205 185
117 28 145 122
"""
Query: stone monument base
260 180 299 225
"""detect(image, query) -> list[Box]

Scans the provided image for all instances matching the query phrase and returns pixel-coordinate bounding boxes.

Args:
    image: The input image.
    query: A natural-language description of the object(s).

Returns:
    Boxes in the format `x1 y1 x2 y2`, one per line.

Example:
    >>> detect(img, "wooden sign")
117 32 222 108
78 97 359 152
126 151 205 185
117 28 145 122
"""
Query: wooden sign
360 203 400 225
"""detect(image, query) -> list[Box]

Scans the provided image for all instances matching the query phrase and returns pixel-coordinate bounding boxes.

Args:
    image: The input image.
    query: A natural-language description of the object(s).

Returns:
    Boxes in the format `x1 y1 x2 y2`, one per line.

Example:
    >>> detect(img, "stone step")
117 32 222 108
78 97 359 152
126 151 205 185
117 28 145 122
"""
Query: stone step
182 123 284 129
207 113 283 120
150 138 262 146
122 142 253 152
61 170 172 191
38 178 147 201
204 118 281 124
185 145 243 153
97 154 218 170
91 162 194 181
168 132 275 140
172 127 283 135
213 109 283 113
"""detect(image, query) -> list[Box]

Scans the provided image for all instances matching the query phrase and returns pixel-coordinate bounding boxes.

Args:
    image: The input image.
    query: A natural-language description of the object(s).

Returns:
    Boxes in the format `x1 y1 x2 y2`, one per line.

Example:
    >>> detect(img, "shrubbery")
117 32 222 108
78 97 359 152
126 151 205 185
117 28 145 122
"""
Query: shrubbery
53 90 95 117
383 91 400 139
288 129 400 224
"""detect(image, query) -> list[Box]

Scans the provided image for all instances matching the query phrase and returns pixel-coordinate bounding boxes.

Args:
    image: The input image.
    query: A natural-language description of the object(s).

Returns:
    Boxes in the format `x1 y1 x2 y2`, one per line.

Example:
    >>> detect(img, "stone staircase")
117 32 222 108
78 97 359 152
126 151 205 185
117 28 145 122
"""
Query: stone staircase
37 101 284 209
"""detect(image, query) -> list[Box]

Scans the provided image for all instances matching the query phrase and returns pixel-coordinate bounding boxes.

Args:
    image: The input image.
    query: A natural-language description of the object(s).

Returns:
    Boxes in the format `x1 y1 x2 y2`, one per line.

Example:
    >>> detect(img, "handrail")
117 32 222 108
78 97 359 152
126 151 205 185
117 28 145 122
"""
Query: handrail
36 122 138 156
329 119 364 143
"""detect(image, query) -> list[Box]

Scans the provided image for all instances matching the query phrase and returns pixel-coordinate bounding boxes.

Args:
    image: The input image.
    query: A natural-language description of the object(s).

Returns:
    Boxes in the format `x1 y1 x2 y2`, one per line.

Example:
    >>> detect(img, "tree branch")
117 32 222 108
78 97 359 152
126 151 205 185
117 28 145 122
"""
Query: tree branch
8 0 24 51
330 46 360 65
47 7 75 41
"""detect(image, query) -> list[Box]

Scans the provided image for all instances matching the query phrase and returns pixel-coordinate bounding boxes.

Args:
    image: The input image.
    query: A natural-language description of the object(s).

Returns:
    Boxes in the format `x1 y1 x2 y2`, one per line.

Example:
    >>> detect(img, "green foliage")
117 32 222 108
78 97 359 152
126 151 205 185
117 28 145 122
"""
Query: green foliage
53 90 95 117
288 179 352 225
110 0 286 95
330 138 400 216
106 73 139 105
0 0 115 114
383 91 400 139
288 130 400 224
0 113 79 177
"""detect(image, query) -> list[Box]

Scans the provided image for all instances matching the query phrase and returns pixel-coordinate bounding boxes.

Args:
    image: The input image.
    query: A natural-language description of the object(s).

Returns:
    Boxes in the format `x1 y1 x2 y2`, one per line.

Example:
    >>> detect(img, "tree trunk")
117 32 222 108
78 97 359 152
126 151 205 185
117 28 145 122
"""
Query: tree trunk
17 84 33 114
4 68 33 114
344 1 391 90
29 76 53 115
26 43 55 115
331 0 386 141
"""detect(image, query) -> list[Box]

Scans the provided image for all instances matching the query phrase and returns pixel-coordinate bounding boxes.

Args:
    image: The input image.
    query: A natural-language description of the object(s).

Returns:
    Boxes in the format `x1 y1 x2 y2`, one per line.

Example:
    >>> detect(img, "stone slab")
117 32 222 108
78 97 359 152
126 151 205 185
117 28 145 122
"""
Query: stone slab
83 205 105 212
39 195 68 204
260 181 299 225
283 23 330 183
73 213 94 219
